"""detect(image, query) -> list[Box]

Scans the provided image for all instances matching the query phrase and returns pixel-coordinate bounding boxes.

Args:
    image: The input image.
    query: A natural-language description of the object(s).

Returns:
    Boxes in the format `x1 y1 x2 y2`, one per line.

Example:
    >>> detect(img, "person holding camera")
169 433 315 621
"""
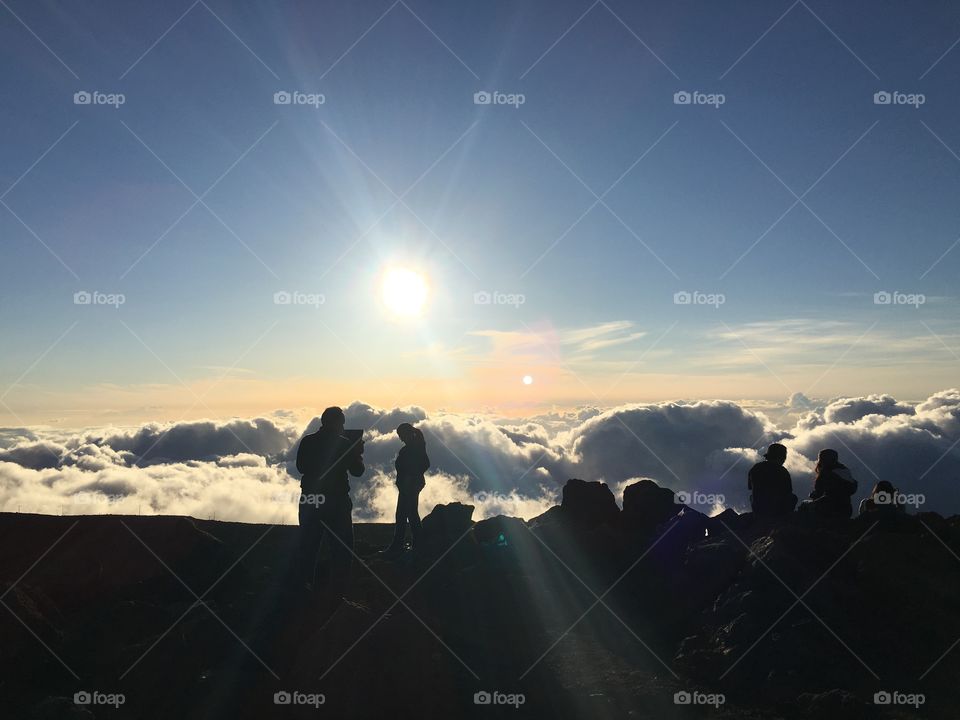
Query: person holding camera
295 406 364 595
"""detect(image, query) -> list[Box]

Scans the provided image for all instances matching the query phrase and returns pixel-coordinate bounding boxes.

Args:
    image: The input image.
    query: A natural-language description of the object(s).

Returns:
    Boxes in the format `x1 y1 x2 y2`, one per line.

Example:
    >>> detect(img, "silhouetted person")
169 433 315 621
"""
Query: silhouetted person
295 406 364 594
805 448 857 519
859 480 905 518
748 443 797 517
385 423 429 553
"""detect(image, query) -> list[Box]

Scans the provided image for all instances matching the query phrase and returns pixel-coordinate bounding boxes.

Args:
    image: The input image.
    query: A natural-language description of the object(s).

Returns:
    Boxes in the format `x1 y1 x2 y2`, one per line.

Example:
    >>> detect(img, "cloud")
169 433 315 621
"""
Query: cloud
352 469 557 523
782 389 960 511
92 417 298 465
571 400 776 493
0 389 958 521
217 453 268 468
468 321 648 362
788 392 814 410
342 402 428 434
0 441 65 470
822 394 915 424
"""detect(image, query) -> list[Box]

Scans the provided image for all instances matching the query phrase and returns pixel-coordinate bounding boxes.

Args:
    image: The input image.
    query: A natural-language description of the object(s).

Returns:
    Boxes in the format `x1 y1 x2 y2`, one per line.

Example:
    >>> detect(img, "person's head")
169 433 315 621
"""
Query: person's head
815 448 840 475
872 480 898 504
397 422 425 446
763 443 787 465
320 406 346 433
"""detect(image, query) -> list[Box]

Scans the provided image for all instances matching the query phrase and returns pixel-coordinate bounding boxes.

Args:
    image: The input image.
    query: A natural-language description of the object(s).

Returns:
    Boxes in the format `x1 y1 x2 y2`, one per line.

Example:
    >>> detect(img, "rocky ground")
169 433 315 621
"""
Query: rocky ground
2 479 958 719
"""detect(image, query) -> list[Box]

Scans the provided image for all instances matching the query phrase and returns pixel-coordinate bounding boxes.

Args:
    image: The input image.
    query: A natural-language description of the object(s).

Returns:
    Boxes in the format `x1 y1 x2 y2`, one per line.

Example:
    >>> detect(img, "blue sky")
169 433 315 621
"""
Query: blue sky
2 0 959 425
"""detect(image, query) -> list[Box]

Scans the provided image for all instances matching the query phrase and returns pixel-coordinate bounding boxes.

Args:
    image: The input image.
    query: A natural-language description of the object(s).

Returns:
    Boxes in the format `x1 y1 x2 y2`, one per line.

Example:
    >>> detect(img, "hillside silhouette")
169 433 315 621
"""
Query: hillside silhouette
2 479 958 719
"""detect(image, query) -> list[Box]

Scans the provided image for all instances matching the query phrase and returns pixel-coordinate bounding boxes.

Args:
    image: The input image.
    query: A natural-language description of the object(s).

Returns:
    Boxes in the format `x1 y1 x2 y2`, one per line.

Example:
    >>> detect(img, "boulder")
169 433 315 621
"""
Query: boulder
559 479 620 530
419 502 475 546
527 505 562 529
622 479 679 526
797 689 870 720
658 506 709 552
473 515 528 546
704 507 747 536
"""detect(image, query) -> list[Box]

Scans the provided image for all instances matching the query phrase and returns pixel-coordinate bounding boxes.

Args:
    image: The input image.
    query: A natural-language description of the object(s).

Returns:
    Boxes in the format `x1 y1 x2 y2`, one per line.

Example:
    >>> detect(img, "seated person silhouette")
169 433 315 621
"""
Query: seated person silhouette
294 406 364 595
804 448 857 519
858 480 905 519
385 422 430 554
748 443 797 517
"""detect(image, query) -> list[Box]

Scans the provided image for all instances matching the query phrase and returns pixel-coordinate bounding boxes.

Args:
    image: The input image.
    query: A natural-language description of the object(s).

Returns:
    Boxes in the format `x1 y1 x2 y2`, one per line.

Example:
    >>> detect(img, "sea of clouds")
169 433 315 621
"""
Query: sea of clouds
1 389 958 523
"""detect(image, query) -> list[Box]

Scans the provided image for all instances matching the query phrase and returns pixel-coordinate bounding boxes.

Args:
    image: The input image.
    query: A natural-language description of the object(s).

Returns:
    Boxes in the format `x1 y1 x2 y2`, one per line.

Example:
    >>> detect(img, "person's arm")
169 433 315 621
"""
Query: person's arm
296 436 310 475
421 451 430 473
347 439 365 477
348 456 365 477
747 466 754 491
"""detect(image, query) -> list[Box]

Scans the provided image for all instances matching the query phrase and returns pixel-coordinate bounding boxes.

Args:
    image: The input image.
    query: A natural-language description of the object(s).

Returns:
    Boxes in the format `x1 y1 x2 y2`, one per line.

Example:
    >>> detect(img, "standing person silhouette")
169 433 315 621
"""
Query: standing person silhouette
295 406 364 595
385 423 429 554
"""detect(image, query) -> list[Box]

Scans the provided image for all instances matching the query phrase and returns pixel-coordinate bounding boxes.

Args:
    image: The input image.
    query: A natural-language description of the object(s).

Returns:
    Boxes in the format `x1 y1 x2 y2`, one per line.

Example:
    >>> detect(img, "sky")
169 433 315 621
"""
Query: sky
2 0 960 429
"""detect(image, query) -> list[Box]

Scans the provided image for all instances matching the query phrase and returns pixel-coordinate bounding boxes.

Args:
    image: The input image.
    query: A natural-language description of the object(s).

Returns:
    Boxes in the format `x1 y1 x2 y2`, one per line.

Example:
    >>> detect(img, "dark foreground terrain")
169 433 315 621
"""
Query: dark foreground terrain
2 479 959 719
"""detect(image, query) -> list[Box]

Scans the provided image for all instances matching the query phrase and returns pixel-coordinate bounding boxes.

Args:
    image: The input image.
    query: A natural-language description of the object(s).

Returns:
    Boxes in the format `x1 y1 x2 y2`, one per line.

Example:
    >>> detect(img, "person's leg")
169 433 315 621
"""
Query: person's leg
326 496 354 593
296 500 324 589
408 489 422 546
389 489 408 549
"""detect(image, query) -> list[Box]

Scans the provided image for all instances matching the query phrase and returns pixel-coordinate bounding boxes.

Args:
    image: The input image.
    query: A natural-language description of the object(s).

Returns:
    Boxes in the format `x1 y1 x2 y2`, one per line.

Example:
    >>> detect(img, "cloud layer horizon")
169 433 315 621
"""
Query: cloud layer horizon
2 389 958 523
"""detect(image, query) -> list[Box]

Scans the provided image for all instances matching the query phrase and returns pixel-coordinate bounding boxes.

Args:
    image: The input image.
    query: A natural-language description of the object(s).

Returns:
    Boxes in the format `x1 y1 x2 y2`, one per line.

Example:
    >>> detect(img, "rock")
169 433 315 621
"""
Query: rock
527 505 562 529
419 502 475 545
473 515 528 545
654 506 709 560
30 697 95 719
622 479 680 528
683 535 745 606
705 507 743 536
559 479 620 530
797 689 870 720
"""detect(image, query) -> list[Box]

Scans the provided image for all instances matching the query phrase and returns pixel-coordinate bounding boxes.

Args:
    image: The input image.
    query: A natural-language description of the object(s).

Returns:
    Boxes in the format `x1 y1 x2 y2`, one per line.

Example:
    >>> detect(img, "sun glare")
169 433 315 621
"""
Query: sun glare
381 267 429 317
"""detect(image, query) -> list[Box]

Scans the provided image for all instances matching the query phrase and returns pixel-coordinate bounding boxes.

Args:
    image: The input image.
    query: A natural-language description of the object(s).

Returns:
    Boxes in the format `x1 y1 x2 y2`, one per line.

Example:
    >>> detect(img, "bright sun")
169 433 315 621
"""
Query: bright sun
381 267 429 317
